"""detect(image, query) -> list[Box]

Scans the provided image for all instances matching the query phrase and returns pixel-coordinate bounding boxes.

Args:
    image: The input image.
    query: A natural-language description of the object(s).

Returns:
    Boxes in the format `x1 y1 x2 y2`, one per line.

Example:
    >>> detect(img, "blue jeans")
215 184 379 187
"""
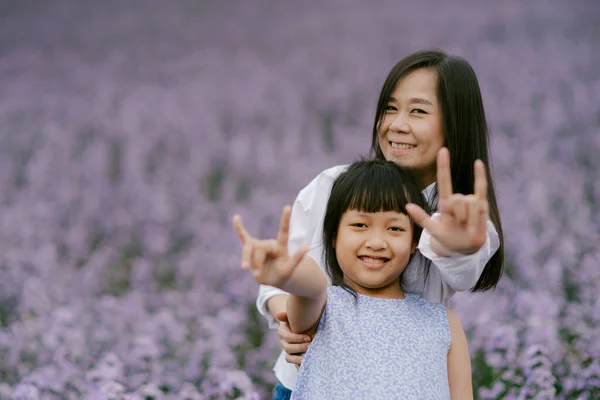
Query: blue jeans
273 380 293 400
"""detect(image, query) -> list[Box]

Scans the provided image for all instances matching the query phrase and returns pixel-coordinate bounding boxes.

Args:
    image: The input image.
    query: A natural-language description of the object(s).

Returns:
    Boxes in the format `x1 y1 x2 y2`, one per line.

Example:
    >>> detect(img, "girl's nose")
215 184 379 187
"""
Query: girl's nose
365 234 386 250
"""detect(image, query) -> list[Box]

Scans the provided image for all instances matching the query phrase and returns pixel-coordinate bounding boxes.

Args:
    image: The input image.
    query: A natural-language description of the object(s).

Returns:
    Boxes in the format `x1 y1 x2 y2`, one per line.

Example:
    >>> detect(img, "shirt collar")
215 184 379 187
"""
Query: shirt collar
422 182 437 203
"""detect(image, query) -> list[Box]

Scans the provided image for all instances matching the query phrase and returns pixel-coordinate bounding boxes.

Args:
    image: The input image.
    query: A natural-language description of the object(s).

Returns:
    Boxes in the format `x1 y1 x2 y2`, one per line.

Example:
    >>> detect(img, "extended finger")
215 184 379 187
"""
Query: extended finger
436 147 453 201
287 244 309 271
277 205 293 247
406 203 437 233
465 195 479 234
474 200 489 241
474 160 488 201
232 215 251 243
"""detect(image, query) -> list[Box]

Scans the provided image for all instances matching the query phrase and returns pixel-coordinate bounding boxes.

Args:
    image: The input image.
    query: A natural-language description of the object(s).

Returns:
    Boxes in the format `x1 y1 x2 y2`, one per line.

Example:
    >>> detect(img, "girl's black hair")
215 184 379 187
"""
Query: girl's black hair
370 49 504 291
322 159 428 296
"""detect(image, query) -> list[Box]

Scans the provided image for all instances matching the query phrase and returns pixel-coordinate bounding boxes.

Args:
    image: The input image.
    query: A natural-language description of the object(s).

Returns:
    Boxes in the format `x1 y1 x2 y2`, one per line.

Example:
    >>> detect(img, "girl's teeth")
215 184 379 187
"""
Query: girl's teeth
361 257 386 264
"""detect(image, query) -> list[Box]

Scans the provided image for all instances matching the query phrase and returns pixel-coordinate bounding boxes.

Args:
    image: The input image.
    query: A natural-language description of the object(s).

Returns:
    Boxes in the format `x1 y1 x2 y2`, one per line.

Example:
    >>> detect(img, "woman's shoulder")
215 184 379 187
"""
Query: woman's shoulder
295 164 349 207
304 165 348 188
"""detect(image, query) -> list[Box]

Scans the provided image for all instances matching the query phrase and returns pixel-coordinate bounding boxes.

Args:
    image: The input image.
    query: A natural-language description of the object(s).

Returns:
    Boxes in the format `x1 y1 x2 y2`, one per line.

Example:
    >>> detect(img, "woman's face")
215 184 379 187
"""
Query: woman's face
377 68 444 188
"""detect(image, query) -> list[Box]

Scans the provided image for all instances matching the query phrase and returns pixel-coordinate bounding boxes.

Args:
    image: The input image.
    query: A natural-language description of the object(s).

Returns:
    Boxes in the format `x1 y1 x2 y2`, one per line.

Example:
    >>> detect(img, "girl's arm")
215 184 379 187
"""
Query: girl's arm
234 206 328 334
446 308 473 400
255 197 307 328
279 256 328 334
256 166 343 329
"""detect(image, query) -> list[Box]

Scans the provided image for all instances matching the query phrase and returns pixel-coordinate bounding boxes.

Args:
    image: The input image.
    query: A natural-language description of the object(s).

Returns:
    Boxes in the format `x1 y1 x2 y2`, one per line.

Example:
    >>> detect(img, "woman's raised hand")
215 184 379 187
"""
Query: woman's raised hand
232 206 309 288
406 147 489 255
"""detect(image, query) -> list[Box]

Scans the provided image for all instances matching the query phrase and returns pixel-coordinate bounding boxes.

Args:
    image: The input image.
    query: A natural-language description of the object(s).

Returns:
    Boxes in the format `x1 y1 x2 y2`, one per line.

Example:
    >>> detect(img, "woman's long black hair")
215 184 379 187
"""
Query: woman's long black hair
370 49 504 291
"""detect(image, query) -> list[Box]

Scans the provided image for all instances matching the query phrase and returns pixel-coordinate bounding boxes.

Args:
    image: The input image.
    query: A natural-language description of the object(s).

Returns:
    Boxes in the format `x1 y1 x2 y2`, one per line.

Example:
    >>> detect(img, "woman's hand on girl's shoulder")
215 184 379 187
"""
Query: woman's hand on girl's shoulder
406 147 489 255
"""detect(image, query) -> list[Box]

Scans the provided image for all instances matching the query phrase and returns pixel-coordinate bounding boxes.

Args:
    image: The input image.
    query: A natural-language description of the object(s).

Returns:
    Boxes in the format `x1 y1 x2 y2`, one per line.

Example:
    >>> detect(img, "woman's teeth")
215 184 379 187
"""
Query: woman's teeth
390 142 416 150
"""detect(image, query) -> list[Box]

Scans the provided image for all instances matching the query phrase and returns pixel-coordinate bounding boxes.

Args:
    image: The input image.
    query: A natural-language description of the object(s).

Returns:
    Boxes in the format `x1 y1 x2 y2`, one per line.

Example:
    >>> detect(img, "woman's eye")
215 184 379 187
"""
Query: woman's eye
411 108 427 114
385 105 397 112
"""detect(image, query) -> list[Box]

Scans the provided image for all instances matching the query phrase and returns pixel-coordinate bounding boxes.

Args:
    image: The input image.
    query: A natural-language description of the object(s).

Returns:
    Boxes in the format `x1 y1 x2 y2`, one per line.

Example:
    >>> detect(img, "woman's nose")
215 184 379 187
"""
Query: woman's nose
389 113 410 133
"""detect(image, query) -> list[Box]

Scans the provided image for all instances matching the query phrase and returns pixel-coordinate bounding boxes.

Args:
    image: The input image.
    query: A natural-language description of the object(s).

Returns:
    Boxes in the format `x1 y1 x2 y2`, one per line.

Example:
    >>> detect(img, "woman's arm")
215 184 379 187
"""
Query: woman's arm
418 215 499 291
406 148 501 293
446 308 473 400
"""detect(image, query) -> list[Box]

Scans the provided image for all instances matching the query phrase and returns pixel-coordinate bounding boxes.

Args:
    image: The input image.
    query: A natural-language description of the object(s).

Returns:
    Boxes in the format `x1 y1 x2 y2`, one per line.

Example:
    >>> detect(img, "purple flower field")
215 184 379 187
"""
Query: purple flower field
0 0 598 398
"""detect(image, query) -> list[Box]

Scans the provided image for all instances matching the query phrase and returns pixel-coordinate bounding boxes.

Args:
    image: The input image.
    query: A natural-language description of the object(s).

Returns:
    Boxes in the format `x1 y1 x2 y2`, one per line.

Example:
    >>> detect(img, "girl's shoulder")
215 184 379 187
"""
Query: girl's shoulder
405 293 448 316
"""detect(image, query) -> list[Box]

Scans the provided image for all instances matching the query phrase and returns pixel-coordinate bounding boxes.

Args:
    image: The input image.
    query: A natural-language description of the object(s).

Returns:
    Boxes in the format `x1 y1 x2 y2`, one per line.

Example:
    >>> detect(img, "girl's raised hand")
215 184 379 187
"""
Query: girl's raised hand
406 147 489 255
232 206 309 288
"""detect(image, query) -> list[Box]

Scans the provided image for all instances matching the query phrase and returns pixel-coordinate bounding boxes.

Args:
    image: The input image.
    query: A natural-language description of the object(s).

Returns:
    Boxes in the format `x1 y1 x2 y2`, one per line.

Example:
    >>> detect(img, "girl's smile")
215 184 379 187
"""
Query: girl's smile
335 210 417 298
358 255 390 269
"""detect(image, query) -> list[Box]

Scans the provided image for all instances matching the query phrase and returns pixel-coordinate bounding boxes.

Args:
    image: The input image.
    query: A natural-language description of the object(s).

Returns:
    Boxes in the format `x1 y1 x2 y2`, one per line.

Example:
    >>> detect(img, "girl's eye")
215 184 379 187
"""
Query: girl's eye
351 223 367 228
411 108 427 114
389 227 405 232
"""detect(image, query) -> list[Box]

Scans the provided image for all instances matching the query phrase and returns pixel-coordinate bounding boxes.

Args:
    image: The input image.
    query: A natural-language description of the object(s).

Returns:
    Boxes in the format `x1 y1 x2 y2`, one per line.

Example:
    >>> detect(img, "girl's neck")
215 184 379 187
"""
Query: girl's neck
343 279 405 300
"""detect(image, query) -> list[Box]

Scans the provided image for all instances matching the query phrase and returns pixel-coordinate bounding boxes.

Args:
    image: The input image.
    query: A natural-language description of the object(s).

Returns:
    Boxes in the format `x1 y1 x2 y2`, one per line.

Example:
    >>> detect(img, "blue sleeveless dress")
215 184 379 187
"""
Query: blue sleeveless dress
292 286 451 399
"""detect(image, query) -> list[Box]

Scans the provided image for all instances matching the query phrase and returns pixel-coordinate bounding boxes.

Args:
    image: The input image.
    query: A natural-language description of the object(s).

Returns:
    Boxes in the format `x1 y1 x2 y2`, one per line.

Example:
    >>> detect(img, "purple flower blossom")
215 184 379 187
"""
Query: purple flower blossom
0 0 597 398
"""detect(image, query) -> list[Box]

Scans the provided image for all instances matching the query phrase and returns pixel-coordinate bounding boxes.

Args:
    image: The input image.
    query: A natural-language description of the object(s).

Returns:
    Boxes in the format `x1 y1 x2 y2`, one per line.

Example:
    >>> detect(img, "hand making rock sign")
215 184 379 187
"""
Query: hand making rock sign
232 206 310 288
406 147 490 256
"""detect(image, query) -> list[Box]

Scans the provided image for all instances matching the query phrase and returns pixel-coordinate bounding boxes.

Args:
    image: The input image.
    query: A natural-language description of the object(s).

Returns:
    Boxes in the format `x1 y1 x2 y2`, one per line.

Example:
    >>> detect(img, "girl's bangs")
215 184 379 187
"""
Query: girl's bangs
345 174 410 214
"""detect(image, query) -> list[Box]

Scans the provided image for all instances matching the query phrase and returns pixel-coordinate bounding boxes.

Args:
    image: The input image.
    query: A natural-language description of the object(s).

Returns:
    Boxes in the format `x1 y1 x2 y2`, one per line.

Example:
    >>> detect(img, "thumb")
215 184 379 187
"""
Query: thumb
406 203 433 230
275 311 289 323
289 244 310 267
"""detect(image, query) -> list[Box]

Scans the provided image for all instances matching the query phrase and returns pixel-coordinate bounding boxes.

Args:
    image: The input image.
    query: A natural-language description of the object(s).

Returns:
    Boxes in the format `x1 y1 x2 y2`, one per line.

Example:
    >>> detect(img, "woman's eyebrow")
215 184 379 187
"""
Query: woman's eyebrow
386 96 433 106
409 97 433 106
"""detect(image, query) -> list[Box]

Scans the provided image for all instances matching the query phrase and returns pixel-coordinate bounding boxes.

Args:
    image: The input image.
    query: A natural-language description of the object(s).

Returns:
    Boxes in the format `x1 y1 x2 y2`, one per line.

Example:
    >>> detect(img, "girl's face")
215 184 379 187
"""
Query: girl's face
335 209 416 299
377 68 444 188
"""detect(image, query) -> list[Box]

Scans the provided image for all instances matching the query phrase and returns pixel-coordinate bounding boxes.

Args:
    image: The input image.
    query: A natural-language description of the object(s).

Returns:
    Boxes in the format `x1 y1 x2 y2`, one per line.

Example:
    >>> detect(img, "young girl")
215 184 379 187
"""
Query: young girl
233 159 474 399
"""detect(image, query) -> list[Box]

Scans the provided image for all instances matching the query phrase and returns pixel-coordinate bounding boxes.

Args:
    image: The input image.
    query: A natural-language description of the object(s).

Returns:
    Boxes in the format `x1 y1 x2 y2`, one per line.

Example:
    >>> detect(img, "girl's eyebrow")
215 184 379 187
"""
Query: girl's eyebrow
385 216 410 224
352 212 410 223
